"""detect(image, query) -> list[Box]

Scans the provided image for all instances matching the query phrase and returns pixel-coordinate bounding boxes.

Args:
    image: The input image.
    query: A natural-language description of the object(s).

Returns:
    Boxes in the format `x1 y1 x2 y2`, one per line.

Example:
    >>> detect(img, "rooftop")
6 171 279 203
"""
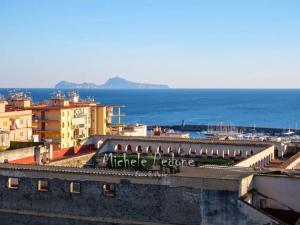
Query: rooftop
97 135 273 147
0 163 255 181
174 165 254 180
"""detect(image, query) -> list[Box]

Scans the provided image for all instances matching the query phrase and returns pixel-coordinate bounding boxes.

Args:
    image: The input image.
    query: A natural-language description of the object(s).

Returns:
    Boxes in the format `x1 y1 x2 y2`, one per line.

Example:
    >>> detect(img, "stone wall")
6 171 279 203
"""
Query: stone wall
0 166 277 225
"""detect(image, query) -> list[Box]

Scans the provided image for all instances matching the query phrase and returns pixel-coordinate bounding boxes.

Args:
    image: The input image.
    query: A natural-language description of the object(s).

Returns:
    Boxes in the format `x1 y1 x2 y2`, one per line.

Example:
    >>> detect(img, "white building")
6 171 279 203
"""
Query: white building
122 124 147 137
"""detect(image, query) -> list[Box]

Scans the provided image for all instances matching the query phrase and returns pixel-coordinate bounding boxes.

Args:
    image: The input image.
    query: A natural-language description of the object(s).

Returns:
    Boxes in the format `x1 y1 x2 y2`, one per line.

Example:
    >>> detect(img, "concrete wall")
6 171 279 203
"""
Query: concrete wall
254 175 300 212
0 168 275 225
0 146 35 163
284 153 300 169
238 200 281 225
235 146 275 168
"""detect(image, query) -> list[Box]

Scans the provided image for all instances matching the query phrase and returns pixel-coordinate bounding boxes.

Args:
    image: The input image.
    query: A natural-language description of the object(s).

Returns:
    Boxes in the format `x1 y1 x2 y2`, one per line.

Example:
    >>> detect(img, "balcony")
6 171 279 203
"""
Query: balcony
72 124 86 129
33 116 60 122
74 134 86 139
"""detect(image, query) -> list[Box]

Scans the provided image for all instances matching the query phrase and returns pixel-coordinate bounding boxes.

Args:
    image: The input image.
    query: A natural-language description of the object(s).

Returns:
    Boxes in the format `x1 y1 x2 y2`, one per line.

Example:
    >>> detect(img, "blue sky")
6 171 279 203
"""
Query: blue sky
0 0 300 88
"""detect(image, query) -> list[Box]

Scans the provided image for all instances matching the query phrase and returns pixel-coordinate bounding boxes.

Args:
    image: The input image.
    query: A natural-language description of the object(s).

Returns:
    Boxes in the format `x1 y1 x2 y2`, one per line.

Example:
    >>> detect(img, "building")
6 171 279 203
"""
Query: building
0 135 299 224
0 130 10 150
29 92 92 149
0 97 32 142
6 91 124 150
0 155 299 224
121 124 147 137
90 105 124 136
150 126 190 138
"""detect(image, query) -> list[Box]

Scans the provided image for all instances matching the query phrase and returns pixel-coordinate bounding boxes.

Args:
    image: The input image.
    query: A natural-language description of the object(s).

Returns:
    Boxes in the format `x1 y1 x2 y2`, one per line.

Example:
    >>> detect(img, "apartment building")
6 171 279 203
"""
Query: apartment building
5 91 124 149
30 96 91 149
0 99 32 142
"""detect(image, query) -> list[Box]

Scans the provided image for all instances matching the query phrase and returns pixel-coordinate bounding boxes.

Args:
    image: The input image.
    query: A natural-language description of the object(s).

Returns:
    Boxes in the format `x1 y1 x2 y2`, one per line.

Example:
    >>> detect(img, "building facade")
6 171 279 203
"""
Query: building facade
0 100 32 142
4 91 125 150
30 98 92 149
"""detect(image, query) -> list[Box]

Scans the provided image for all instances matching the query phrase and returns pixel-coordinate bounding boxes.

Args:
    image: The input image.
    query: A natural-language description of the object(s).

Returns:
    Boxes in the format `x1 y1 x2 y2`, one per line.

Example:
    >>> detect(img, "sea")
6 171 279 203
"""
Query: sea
1 88 300 129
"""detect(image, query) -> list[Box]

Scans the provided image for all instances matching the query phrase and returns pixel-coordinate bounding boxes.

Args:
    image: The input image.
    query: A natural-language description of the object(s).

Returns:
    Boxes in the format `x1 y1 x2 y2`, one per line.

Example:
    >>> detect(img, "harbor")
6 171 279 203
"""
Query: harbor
148 124 300 143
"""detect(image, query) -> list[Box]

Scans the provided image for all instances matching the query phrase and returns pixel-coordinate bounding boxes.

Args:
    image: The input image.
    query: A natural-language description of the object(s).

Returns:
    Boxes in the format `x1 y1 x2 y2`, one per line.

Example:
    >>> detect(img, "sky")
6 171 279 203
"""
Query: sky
0 0 300 88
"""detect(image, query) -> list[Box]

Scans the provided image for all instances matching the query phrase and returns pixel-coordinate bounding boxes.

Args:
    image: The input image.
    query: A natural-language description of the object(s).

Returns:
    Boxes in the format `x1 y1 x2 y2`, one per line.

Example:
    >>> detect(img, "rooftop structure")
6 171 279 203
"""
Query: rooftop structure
91 135 276 169
121 124 147 137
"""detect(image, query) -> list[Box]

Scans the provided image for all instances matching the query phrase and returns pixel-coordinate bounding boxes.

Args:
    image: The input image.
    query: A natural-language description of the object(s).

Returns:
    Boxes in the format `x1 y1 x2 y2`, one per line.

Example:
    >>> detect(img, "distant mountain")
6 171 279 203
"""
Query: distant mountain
55 77 169 89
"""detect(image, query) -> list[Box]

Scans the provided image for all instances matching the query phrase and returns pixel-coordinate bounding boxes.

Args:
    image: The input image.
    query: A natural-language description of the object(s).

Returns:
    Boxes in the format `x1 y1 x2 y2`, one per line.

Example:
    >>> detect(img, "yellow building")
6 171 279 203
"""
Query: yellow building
29 97 91 149
6 91 124 149
0 99 33 142
90 105 124 136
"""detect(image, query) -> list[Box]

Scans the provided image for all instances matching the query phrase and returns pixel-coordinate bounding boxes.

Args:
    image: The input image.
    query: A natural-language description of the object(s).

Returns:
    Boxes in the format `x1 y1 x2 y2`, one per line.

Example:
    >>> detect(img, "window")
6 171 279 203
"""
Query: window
62 122 65 128
3 121 8 127
102 183 115 197
20 132 23 137
38 180 49 191
8 178 19 189
70 182 81 194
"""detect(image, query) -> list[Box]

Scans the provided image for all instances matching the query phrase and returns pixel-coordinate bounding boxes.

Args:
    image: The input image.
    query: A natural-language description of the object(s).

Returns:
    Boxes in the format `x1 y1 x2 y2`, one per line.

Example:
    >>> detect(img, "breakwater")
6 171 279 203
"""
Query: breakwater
148 125 300 136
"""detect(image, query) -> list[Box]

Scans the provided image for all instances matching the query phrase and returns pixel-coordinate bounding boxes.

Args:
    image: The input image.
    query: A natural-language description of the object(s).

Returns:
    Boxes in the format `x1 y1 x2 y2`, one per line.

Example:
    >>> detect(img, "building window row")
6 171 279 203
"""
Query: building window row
7 178 115 196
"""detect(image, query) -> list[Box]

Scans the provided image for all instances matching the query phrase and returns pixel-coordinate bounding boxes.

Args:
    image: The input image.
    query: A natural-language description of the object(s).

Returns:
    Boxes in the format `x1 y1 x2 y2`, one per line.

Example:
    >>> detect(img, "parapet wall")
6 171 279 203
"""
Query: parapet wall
234 146 275 168
48 152 96 167
0 146 36 163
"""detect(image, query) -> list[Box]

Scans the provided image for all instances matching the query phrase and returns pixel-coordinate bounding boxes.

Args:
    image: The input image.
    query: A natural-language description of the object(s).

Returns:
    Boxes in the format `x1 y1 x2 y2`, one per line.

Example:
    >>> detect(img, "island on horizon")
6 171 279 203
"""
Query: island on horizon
55 76 169 89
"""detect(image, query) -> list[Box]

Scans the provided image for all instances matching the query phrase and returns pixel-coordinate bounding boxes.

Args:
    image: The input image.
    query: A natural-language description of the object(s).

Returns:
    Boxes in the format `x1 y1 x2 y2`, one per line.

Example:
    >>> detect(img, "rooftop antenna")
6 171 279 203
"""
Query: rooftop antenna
51 90 65 100
67 90 80 103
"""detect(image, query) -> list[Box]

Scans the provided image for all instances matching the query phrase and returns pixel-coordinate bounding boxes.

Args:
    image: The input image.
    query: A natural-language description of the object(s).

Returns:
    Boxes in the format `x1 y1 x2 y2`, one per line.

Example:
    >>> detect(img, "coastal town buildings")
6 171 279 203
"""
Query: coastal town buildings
0 135 299 225
5 91 124 149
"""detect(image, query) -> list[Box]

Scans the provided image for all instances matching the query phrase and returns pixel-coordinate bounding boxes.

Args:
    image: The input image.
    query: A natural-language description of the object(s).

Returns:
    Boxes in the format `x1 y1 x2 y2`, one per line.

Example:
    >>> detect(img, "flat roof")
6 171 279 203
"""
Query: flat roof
175 166 255 180
0 163 254 181
97 135 272 147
